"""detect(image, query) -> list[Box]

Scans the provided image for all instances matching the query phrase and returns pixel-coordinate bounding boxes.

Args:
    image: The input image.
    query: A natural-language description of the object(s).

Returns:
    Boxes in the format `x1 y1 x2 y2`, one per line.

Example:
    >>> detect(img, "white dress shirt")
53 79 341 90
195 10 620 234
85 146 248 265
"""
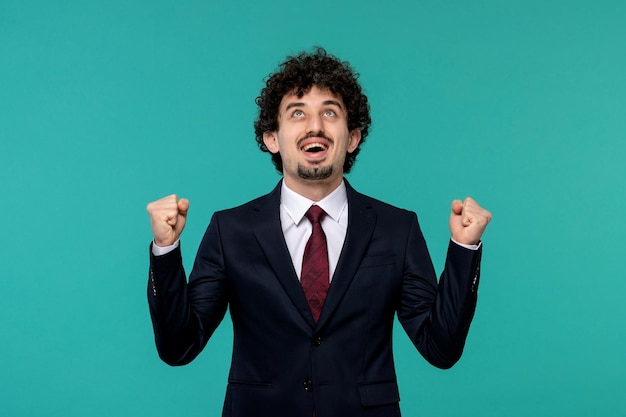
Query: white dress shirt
280 180 348 282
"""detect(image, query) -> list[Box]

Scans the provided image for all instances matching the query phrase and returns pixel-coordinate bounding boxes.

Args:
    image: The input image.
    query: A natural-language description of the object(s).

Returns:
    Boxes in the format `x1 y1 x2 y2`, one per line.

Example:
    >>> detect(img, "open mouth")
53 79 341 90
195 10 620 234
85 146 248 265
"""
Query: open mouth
301 142 329 153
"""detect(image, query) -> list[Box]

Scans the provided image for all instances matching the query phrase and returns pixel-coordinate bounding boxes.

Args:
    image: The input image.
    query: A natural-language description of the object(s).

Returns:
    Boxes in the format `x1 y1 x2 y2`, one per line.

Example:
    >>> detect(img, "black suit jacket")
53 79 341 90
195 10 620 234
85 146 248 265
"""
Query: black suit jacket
148 180 481 417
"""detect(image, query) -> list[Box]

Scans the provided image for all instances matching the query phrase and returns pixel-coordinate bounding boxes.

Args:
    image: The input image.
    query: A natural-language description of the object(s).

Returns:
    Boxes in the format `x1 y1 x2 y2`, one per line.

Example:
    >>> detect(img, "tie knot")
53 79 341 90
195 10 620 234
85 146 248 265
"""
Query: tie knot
305 205 326 224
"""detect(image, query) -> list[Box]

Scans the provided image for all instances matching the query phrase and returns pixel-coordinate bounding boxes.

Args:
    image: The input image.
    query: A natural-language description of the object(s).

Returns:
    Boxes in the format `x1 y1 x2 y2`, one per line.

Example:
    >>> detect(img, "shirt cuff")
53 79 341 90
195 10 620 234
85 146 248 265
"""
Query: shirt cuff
450 238 481 251
151 239 180 256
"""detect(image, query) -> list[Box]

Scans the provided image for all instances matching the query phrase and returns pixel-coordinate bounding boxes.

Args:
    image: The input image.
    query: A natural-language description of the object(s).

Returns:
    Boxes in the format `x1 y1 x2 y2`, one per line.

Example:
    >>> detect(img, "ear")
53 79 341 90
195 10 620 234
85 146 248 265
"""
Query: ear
263 131 279 154
347 128 362 153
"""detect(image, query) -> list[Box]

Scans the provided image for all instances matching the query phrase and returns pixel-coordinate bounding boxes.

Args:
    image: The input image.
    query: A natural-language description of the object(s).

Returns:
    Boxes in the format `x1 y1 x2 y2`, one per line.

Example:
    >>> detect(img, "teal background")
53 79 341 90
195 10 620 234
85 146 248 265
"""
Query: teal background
1 1 625 415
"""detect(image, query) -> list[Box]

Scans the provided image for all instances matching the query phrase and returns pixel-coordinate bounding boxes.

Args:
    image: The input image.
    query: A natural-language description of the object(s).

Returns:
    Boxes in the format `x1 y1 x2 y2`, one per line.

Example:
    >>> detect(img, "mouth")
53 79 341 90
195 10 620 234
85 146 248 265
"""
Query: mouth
301 142 330 153
299 133 332 159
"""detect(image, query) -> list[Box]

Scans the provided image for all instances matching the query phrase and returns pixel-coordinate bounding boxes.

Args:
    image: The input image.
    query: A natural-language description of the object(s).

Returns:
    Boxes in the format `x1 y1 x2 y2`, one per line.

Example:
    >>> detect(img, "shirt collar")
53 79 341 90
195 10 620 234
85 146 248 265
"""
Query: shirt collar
280 180 348 226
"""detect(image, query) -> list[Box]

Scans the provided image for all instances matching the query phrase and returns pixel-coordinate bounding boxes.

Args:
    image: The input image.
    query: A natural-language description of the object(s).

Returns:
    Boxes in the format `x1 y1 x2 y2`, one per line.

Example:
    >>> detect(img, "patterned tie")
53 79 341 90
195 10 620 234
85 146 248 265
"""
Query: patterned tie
301 205 330 322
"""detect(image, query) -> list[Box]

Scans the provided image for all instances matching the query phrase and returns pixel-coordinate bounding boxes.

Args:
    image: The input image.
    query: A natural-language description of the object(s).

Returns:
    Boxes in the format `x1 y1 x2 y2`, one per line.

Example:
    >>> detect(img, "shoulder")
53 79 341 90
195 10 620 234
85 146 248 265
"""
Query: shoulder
347 182 416 219
212 182 281 220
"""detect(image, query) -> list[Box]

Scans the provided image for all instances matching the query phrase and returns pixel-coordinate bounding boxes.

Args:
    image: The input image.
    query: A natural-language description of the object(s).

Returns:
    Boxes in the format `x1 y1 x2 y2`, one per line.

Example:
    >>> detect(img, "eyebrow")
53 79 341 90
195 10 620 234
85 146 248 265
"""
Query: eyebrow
284 100 344 111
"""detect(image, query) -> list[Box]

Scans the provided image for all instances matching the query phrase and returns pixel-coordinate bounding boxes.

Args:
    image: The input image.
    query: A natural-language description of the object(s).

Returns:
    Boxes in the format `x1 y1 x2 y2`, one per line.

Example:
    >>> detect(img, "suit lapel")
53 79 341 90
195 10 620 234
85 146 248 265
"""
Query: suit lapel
251 182 317 328
317 182 376 329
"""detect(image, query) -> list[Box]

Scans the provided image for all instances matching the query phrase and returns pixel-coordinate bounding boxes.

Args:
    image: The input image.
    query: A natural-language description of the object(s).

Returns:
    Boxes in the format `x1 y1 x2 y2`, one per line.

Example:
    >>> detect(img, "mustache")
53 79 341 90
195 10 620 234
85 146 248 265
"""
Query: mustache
298 131 333 144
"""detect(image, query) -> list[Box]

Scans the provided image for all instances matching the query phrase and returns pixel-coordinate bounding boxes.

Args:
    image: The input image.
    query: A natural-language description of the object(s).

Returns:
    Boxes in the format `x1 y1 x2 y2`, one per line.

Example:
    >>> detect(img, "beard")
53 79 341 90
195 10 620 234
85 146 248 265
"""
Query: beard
297 164 334 181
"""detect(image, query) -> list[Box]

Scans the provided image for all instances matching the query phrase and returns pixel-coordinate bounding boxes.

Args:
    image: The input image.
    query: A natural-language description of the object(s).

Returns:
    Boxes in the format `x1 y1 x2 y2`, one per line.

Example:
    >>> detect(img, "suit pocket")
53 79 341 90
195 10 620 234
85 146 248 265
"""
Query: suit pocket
227 380 279 417
228 379 272 388
359 253 396 269
358 380 400 407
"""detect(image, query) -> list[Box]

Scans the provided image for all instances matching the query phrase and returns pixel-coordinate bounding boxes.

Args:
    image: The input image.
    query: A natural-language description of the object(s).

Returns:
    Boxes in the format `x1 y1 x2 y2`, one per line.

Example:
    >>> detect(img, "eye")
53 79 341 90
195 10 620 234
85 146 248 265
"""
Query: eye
292 109 304 118
323 109 336 117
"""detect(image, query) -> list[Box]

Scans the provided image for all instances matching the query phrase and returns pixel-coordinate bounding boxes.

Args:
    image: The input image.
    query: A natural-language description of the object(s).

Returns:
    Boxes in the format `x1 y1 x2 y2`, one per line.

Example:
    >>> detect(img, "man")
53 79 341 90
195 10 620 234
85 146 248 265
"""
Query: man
146 47 492 417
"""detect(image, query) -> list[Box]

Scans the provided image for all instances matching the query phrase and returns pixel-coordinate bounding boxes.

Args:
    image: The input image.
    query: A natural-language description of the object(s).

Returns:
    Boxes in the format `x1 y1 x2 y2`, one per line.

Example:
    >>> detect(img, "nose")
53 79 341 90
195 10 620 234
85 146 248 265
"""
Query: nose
306 112 323 134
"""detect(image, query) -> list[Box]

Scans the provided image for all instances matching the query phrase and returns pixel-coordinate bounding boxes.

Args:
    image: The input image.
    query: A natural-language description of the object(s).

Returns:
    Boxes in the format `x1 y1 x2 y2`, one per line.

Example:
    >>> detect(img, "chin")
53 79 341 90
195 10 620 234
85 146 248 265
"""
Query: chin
297 164 334 181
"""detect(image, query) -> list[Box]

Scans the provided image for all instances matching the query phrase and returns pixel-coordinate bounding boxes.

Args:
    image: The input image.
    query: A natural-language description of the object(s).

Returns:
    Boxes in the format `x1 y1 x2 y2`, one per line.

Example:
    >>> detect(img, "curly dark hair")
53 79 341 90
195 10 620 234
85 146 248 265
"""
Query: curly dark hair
254 47 371 174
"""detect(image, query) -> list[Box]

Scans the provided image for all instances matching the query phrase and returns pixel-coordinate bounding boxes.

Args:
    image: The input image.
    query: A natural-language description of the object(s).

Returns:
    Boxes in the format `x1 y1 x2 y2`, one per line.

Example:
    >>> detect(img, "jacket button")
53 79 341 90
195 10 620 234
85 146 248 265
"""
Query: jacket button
312 336 322 346
303 379 313 392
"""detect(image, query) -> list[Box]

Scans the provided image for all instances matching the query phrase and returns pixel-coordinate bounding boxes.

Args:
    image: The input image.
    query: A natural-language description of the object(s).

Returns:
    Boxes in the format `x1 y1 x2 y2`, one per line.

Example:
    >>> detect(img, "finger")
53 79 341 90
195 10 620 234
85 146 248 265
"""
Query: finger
462 212 473 227
159 196 181 226
166 214 178 226
461 199 475 226
147 194 176 213
463 198 493 224
178 198 190 216
451 199 463 215
463 196 477 207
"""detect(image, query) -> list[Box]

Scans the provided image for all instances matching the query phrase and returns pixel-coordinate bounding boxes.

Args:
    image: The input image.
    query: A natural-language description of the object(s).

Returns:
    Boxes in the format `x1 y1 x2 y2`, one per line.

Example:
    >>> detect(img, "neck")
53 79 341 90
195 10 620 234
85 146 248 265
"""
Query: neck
283 176 343 202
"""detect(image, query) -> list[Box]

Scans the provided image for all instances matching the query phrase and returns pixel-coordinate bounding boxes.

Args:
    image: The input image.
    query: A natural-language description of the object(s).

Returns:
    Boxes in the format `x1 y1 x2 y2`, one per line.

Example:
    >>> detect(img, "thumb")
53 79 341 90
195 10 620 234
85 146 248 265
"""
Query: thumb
178 198 190 217
450 199 463 216
449 199 463 235
172 198 189 237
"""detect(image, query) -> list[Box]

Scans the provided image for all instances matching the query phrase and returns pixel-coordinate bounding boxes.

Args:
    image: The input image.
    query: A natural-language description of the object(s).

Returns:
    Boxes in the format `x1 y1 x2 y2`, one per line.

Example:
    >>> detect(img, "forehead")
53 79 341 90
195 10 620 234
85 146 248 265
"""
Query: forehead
279 86 345 110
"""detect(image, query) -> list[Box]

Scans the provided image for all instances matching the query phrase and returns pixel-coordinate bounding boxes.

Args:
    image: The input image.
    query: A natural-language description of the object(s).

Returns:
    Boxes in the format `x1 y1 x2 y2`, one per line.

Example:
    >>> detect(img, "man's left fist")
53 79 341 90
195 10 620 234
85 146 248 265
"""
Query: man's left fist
449 197 492 245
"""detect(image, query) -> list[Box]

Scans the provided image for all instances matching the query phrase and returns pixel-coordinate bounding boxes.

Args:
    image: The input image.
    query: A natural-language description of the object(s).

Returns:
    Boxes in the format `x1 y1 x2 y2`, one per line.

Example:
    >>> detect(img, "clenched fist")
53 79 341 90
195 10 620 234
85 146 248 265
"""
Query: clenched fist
146 194 189 247
449 197 492 245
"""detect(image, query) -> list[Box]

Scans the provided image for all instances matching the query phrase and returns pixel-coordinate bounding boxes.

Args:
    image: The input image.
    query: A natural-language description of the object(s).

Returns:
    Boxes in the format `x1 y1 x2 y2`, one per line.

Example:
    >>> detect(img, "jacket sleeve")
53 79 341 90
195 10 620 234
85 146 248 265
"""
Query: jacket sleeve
147 213 229 366
397 213 482 369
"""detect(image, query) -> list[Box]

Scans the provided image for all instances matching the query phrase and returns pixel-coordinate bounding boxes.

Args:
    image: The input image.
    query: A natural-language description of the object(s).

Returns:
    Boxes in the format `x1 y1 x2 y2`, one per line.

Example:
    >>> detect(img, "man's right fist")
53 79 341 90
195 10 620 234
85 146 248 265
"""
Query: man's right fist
146 194 189 247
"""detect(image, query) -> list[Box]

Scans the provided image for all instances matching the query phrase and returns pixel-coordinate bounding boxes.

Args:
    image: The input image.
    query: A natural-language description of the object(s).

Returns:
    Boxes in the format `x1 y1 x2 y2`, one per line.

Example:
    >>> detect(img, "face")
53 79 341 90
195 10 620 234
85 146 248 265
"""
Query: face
263 86 361 196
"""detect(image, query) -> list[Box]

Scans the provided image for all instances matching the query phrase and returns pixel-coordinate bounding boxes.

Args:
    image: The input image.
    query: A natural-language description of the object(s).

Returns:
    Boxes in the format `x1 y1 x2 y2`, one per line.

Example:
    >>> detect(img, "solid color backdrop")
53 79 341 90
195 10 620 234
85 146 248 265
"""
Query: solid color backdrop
1 1 625 415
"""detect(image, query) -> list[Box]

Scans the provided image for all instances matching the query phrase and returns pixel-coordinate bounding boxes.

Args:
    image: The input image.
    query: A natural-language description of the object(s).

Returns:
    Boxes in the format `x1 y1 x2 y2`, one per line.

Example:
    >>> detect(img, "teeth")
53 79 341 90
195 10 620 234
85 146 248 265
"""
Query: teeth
302 143 328 152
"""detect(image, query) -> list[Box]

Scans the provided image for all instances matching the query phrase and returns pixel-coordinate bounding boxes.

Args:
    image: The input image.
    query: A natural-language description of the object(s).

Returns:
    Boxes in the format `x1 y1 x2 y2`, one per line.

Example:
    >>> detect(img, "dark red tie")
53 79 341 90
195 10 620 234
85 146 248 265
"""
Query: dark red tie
301 205 329 322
